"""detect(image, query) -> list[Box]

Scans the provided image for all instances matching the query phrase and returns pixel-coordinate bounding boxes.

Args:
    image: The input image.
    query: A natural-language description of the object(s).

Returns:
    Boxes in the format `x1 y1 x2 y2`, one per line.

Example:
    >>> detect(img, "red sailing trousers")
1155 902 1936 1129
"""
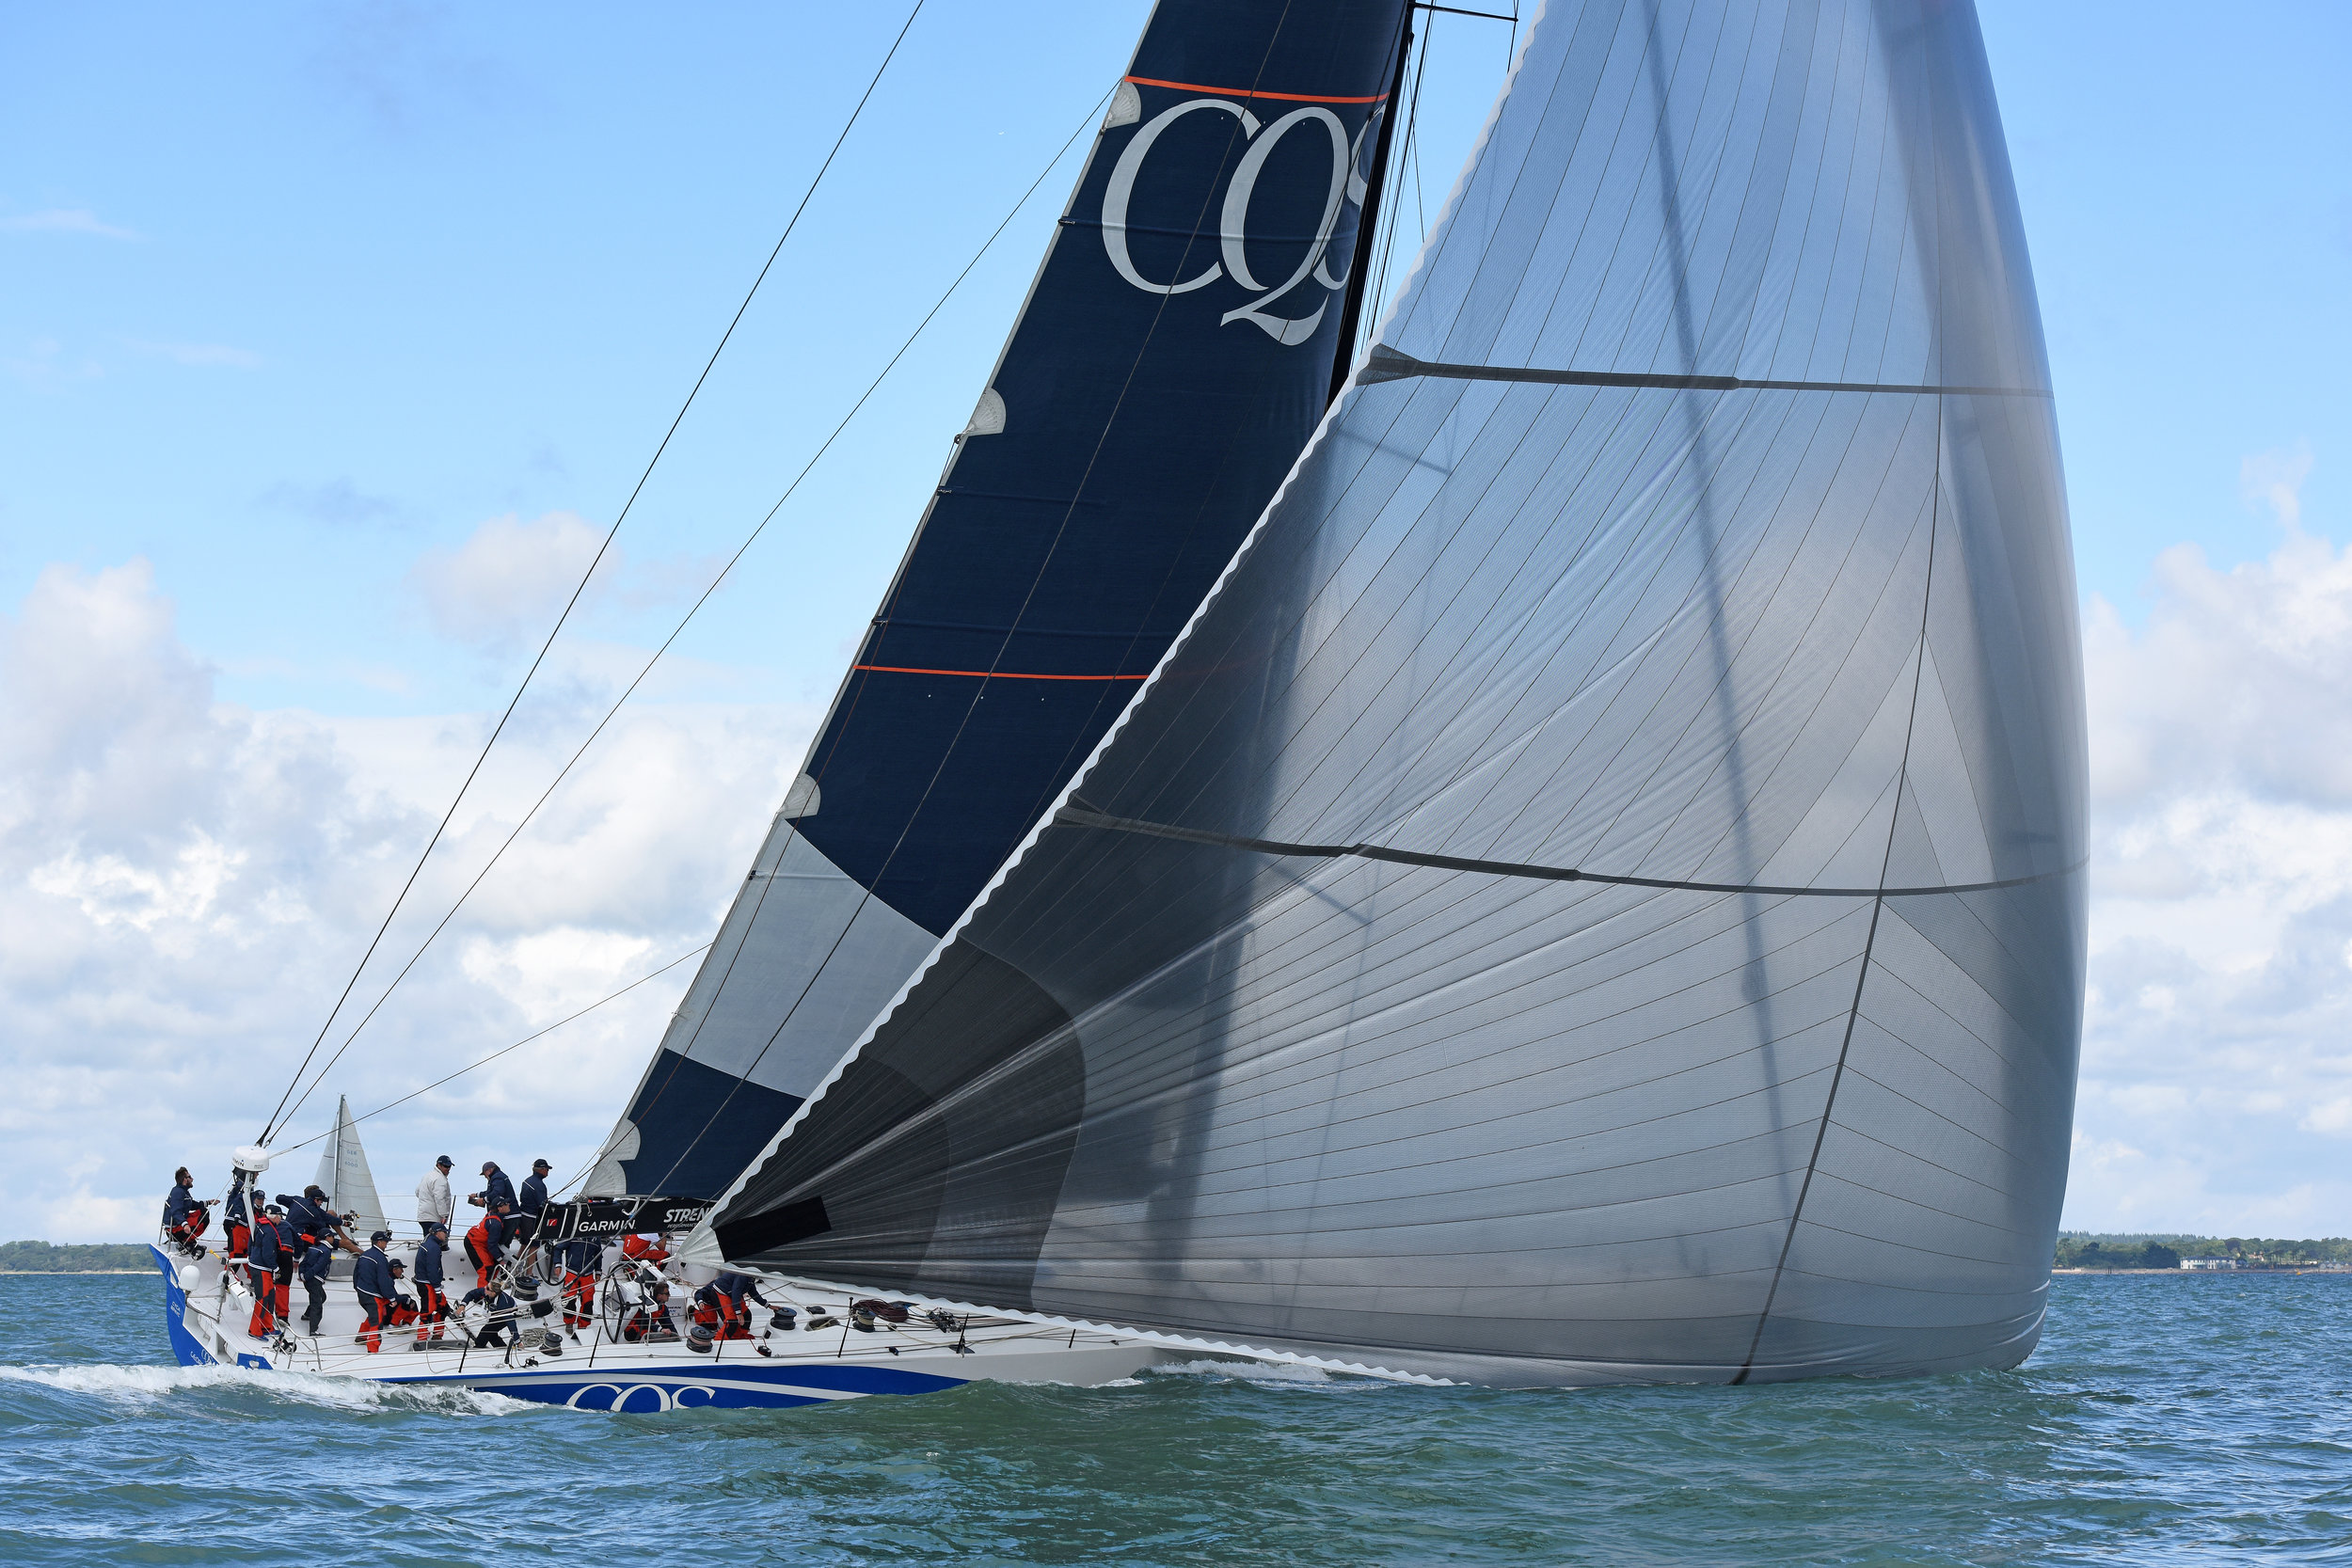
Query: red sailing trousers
415 1283 448 1342
562 1270 596 1329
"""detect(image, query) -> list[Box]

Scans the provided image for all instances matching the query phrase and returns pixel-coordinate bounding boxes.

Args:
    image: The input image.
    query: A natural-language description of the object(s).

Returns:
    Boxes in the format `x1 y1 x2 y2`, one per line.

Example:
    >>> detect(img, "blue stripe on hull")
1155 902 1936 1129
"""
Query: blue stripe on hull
150 1244 216 1368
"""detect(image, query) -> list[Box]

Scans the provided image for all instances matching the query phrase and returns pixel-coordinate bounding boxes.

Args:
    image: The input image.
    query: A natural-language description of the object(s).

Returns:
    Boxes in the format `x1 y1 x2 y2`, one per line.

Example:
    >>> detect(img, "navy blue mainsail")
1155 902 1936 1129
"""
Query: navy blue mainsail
594 0 1414 1200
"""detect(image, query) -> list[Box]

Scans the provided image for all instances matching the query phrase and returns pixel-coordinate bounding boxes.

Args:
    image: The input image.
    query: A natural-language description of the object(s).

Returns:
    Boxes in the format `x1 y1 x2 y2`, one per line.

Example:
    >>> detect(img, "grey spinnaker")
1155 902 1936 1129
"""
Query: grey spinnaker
700 0 2086 1387
589 0 1415 1199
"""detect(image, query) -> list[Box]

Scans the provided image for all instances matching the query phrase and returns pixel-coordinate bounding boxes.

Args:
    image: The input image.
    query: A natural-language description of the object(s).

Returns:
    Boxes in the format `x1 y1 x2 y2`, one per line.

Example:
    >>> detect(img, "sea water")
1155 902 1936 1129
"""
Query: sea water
0 1272 2344 1565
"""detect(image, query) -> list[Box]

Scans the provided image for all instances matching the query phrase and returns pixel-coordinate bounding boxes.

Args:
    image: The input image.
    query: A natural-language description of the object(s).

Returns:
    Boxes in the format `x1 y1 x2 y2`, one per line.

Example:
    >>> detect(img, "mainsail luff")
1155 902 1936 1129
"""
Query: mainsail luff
591 0 1418 1200
702 0 2084 1386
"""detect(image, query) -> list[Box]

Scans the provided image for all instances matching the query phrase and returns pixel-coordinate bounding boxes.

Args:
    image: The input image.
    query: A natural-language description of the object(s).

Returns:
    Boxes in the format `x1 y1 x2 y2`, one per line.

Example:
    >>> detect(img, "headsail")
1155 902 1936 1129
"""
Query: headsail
312 1095 388 1241
593 0 1416 1199
701 0 2086 1386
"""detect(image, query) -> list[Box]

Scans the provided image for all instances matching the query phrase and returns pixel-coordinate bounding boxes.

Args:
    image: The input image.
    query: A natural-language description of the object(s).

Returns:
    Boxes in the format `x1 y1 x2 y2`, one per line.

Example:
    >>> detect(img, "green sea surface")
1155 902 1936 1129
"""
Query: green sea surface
0 1271 2344 1565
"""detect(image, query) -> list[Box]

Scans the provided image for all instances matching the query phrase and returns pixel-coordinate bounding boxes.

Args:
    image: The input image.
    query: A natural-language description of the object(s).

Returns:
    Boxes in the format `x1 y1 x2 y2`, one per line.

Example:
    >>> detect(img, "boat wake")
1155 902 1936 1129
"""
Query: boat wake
0 1361 532 1417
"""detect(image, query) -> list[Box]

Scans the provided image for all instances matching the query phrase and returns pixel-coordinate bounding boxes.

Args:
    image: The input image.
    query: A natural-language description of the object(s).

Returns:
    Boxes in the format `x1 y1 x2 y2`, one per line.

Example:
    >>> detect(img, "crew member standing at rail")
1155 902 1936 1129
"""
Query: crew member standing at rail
223 1169 252 1258
555 1230 599 1336
515 1159 552 1246
412 1222 451 1348
244 1204 284 1338
415 1154 453 1234
265 1205 299 1326
353 1230 396 1354
297 1227 334 1336
469 1161 516 1216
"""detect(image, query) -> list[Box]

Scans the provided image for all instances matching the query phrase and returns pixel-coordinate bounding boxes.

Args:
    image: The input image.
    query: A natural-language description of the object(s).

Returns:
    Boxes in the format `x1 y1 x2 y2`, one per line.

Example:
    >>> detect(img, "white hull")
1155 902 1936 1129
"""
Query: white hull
152 1246 1156 1412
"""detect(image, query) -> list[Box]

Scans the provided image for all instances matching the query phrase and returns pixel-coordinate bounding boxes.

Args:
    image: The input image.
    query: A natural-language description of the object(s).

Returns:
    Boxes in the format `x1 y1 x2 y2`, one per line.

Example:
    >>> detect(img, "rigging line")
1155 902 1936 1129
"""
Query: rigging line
258 1 930 1145
1052 803 2078 899
656 2 1324 1196
269 942 712 1160
273 87 1112 1142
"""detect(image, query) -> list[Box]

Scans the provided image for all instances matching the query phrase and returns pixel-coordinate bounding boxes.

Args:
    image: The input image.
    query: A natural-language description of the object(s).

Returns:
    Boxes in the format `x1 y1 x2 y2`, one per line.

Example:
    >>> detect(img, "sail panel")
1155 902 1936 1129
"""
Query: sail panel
706 0 2084 1386
596 0 1416 1197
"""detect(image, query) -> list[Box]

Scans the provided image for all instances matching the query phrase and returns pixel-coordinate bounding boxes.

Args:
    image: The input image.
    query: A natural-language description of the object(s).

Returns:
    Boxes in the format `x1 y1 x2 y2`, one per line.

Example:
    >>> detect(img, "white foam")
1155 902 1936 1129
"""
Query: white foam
0 1361 532 1417
1145 1356 1345 1386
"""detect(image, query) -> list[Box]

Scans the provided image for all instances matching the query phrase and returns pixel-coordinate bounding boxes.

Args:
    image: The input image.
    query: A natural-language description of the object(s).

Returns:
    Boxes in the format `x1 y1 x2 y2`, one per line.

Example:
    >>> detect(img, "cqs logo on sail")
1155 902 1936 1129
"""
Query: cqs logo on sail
1099 77 1386 346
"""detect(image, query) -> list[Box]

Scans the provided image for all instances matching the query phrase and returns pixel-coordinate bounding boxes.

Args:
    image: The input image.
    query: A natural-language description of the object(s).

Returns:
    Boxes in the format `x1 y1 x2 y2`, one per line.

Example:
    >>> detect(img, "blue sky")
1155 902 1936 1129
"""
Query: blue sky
4 1 2349 1239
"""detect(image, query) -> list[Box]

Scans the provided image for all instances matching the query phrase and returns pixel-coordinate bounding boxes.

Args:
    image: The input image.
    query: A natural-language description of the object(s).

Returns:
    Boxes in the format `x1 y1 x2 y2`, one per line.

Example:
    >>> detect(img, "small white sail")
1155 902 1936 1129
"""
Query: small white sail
311 1095 389 1239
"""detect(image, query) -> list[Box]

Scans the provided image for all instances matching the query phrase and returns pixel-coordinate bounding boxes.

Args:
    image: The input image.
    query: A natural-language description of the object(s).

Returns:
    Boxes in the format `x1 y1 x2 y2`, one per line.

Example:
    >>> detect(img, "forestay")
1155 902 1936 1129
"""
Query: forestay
701 0 2086 1387
590 0 1415 1199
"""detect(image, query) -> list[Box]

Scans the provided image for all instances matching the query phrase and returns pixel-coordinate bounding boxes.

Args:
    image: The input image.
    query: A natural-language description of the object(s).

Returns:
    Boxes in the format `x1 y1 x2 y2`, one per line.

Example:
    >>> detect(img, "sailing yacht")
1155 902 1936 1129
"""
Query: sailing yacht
158 0 2085 1403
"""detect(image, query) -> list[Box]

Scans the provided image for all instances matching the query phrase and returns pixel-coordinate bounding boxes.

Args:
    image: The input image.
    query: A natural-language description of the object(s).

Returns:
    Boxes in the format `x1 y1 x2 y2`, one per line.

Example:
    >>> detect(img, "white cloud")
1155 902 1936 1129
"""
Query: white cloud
407 511 609 651
4 207 141 240
2070 458 2352 1236
0 558 814 1240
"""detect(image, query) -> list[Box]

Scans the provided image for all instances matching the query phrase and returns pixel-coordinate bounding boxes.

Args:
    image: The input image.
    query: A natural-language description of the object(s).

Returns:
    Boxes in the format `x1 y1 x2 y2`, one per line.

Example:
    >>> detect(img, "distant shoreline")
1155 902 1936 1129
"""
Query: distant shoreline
2052 1266 2352 1275
0 1269 152 1275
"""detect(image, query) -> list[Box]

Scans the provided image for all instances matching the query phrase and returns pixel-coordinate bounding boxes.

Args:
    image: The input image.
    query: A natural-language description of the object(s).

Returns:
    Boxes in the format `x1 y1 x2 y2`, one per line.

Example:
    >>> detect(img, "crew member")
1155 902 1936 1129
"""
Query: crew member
411 1223 452 1348
244 1205 285 1338
459 1282 522 1349
468 1161 516 1215
620 1282 677 1343
555 1232 599 1335
297 1229 335 1336
695 1272 772 1340
415 1154 454 1234
353 1230 396 1354
278 1185 358 1256
224 1170 252 1258
462 1200 513 1289
163 1168 210 1252
515 1159 552 1245
385 1259 420 1330
264 1205 299 1325
620 1231 670 1268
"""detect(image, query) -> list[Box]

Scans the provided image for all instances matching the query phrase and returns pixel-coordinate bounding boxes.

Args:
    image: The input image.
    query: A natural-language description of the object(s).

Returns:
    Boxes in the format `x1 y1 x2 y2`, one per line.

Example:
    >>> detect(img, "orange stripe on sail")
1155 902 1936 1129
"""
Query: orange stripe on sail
855 665 1148 682
1122 75 1391 104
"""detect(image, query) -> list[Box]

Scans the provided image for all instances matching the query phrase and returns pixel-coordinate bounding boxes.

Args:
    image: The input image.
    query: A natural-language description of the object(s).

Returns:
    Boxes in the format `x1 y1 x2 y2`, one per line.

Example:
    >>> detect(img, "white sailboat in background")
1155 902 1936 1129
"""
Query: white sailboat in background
158 0 2083 1404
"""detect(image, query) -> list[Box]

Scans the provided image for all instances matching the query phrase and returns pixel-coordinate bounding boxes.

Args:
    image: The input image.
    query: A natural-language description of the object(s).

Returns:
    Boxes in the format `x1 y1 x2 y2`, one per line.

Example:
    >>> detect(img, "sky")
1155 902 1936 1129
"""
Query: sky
2 1 2347 1243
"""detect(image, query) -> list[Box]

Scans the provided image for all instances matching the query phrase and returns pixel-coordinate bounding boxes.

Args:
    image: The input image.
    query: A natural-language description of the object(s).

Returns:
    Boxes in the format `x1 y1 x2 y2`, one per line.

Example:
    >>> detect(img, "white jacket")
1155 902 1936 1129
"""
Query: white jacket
415 1168 453 1227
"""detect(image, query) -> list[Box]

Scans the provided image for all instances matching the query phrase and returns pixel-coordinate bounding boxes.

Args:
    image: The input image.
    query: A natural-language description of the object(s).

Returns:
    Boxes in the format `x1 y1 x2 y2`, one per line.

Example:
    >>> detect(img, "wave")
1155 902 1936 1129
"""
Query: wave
0 1361 532 1417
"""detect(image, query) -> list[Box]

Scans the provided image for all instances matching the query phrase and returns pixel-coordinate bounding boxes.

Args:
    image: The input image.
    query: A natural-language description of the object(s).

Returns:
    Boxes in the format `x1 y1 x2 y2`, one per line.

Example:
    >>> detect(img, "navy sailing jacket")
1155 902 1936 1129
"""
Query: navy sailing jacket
352 1245 394 1304
478 1168 517 1212
276 1193 338 1241
164 1182 199 1226
413 1235 446 1286
519 1173 548 1218
246 1222 281 1272
299 1243 333 1286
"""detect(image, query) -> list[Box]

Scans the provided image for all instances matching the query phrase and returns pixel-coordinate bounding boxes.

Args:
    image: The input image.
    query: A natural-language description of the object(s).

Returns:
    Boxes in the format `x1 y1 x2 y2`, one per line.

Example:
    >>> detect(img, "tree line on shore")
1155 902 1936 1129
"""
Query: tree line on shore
2055 1233 2352 1270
